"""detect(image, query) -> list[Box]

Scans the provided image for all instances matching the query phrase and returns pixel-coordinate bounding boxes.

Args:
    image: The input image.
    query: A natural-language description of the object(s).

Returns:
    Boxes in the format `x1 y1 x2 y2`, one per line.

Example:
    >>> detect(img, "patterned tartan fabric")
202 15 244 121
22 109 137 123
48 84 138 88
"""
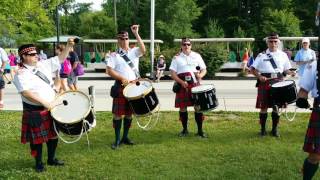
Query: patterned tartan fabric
21 110 57 144
112 84 133 116
256 79 282 109
175 72 200 108
303 102 320 153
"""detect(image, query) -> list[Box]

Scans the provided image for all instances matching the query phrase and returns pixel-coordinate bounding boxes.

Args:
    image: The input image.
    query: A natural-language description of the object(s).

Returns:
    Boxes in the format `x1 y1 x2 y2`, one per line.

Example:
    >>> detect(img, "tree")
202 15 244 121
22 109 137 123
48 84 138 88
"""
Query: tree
204 19 224 38
78 11 116 39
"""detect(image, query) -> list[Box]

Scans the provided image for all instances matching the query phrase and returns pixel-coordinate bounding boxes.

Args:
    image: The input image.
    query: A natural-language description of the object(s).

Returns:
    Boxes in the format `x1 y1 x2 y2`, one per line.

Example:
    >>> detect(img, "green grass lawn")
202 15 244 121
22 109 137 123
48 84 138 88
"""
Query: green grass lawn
0 111 318 179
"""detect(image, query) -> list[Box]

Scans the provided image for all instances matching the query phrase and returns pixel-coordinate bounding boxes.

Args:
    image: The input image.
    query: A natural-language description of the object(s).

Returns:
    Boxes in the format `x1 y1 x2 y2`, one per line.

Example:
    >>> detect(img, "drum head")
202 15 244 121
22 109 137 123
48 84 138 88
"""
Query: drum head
51 91 91 124
123 80 153 99
271 80 294 88
191 84 214 93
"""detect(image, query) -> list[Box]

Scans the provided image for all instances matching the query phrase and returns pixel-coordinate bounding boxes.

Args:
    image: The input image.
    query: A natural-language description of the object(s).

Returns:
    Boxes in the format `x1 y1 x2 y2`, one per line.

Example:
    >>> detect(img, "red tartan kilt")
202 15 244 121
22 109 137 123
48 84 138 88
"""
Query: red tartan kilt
175 83 199 108
112 85 133 116
21 110 57 144
256 79 282 109
303 110 320 154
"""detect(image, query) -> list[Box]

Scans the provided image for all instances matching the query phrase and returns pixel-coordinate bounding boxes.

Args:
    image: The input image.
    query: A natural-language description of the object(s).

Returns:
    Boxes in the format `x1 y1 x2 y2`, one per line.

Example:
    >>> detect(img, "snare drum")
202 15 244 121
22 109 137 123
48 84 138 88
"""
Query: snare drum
271 80 297 106
51 91 96 135
123 80 159 116
191 84 218 111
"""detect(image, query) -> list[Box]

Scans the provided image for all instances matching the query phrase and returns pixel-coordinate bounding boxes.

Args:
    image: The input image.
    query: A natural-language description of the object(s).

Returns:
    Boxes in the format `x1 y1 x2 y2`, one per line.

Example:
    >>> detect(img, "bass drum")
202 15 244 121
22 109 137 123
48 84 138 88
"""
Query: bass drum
123 80 159 116
51 91 95 135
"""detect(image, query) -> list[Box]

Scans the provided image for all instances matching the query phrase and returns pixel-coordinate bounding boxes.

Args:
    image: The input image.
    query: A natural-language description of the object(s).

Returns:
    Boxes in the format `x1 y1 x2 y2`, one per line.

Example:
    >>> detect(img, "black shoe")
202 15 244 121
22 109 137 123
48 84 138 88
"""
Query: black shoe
196 132 208 138
271 130 280 137
7 81 11 84
47 158 64 166
111 141 121 150
178 130 189 137
260 130 267 136
120 138 134 145
35 162 45 173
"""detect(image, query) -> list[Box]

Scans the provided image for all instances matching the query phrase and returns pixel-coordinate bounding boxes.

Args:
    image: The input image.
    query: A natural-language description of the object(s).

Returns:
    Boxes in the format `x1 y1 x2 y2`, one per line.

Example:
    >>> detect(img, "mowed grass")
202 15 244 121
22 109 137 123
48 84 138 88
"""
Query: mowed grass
0 111 318 179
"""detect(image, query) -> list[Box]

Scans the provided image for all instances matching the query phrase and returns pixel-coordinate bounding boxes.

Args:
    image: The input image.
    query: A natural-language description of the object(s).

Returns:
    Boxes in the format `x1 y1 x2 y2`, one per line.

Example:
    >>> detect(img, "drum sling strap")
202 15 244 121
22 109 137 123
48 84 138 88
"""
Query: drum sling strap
22 65 51 86
117 49 141 78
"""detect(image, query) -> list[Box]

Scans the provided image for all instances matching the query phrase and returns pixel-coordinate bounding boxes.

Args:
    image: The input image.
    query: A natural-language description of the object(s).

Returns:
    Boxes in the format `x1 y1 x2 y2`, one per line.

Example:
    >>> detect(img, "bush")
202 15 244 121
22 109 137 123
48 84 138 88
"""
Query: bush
193 43 228 78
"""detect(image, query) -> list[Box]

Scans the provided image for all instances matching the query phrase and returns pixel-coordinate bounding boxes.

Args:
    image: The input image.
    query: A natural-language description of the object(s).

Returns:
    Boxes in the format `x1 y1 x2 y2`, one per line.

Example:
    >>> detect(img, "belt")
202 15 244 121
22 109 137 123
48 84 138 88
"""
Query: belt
261 73 283 79
23 102 45 111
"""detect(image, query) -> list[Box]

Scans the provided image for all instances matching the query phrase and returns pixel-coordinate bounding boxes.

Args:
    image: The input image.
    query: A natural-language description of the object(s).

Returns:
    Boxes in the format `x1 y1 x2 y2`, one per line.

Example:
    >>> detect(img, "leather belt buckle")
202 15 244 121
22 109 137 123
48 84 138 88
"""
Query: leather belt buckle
185 76 192 81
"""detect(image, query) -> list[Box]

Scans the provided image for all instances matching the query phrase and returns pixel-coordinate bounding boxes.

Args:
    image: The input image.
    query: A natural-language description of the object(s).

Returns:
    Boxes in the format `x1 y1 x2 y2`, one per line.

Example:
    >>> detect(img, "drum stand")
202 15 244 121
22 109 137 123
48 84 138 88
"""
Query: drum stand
130 102 161 131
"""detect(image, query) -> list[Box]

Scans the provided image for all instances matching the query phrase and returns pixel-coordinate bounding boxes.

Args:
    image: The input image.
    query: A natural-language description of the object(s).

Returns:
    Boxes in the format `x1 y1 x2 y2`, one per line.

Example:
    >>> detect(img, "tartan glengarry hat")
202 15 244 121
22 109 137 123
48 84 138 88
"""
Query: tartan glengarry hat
117 31 129 38
267 32 279 40
18 44 37 56
181 37 191 44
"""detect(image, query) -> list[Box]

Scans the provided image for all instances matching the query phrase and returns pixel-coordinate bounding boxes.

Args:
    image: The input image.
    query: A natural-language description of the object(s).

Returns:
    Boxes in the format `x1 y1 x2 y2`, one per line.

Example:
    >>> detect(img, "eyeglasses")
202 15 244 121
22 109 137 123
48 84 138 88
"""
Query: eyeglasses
182 43 191 46
119 38 129 41
268 40 278 43
26 53 38 56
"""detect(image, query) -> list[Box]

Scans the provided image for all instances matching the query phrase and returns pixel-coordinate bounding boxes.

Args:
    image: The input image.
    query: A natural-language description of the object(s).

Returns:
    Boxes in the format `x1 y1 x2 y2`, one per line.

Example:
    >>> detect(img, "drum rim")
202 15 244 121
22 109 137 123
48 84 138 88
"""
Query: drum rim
271 80 295 88
50 90 91 124
191 84 214 93
123 81 153 100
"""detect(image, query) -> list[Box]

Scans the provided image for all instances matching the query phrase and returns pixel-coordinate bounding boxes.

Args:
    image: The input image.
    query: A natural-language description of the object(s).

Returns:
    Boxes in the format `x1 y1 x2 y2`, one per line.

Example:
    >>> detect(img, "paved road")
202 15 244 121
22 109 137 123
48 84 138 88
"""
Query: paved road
2 77 307 113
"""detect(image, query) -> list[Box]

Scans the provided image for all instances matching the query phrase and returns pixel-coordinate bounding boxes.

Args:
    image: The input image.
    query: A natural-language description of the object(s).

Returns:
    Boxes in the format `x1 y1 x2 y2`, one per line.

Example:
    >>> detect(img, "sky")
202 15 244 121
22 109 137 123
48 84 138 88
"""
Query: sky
75 0 103 11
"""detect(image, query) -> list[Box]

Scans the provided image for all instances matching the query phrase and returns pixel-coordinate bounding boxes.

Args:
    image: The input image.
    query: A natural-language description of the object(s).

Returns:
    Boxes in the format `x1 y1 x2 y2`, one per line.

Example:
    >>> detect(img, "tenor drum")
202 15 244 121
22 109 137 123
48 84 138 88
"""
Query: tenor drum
271 80 297 106
51 91 95 135
191 84 218 112
123 80 159 116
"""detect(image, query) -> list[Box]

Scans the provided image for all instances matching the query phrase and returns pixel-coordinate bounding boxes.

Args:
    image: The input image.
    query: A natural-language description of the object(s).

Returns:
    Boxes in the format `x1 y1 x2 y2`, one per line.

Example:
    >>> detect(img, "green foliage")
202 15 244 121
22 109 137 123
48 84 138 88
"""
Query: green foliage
193 43 228 78
0 111 315 179
78 11 116 38
156 0 202 44
261 9 301 37
204 19 225 38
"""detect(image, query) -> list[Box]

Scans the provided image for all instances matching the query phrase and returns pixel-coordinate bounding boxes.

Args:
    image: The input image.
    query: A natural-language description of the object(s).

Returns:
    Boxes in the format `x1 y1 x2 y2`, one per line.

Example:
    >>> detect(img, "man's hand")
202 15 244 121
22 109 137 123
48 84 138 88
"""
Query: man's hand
67 38 76 46
180 81 188 89
131 25 139 35
258 75 267 83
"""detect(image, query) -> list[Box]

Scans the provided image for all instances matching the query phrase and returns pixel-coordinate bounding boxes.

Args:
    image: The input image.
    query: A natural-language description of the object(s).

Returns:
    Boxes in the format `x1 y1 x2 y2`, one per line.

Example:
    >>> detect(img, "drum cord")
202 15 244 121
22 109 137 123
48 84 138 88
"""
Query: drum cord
135 104 161 130
53 119 94 146
284 107 297 122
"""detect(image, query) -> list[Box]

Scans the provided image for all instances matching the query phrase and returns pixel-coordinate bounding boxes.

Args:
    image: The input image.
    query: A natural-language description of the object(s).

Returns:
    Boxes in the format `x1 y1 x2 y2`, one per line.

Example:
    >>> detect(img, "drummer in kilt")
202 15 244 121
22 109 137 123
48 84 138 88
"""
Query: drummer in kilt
12 39 75 172
170 38 207 138
106 25 146 149
250 32 295 137
296 57 320 179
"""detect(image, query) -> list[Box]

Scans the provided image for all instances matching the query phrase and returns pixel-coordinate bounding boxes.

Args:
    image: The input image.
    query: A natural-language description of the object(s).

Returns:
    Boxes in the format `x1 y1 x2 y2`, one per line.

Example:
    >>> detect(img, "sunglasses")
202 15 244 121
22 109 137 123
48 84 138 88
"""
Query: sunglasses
26 53 38 56
119 38 129 41
182 43 191 46
268 40 278 43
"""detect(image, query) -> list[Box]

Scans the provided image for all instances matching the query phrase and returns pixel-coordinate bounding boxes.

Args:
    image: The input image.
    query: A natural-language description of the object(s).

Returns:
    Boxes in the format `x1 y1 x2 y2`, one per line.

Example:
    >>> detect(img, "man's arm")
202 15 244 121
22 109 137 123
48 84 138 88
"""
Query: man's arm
131 25 146 55
21 90 52 109
57 38 75 63
106 66 129 85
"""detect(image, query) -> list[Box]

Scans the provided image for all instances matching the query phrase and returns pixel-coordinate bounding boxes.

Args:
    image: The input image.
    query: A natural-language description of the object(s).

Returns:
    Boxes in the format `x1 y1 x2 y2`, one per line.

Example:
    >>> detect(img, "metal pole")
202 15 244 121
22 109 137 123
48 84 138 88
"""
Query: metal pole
56 5 60 44
150 0 155 79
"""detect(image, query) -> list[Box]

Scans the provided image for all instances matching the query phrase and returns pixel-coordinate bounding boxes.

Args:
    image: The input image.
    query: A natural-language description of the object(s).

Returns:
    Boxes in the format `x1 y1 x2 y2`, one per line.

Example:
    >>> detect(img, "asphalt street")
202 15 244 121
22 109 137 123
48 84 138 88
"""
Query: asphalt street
2 74 308 113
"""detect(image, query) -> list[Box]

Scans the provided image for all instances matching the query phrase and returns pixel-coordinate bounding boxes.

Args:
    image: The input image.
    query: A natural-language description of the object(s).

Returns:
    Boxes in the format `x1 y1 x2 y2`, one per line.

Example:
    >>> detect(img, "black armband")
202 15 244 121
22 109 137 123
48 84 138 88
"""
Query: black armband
296 98 310 109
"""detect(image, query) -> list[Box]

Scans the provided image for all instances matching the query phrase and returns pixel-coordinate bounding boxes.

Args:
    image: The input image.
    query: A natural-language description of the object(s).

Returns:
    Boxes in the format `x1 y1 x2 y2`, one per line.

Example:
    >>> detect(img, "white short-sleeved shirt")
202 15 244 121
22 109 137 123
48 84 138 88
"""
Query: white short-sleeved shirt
299 60 318 98
169 51 206 82
294 48 316 77
13 56 60 105
252 49 292 73
106 47 142 81
0 47 9 67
